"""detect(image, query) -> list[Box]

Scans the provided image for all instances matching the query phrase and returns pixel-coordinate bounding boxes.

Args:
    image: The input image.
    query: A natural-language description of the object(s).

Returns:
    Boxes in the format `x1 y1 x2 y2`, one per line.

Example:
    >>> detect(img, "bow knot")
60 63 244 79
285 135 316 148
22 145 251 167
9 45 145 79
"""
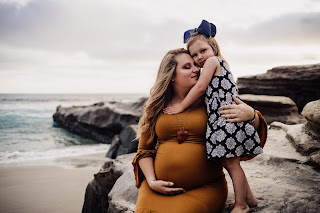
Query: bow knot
183 20 216 43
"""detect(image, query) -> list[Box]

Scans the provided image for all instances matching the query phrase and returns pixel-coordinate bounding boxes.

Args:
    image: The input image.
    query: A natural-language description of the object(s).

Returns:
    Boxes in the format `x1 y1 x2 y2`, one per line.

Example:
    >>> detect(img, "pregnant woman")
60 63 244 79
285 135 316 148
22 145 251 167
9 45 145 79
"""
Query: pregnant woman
132 48 267 213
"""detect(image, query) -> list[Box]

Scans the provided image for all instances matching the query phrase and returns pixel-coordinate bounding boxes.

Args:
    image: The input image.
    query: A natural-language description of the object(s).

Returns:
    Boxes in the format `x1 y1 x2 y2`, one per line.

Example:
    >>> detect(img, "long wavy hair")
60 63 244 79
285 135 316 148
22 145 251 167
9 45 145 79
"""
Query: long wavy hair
186 33 230 68
138 48 189 144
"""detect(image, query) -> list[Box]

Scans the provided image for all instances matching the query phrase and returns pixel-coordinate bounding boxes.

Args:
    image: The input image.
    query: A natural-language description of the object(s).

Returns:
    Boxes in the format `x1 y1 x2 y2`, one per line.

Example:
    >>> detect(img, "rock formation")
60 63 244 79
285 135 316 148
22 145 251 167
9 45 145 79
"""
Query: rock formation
239 94 305 124
53 98 147 144
237 63 320 112
271 99 320 169
106 125 139 159
82 153 138 213
82 125 320 213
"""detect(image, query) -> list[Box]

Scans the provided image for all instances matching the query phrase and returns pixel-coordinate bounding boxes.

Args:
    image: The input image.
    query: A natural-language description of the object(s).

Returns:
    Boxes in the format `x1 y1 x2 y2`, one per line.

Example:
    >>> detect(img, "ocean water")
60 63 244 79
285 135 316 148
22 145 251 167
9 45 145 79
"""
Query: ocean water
0 94 146 167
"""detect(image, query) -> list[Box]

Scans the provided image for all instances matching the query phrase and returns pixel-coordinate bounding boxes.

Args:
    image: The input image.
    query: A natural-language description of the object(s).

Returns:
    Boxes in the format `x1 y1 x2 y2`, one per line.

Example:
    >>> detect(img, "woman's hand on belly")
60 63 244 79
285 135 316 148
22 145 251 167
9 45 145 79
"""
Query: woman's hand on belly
150 180 185 195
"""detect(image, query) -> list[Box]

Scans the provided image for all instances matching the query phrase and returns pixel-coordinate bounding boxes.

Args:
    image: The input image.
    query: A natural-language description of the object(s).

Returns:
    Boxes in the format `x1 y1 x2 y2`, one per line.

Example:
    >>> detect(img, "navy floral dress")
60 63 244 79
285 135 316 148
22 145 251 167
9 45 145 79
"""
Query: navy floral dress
205 57 263 160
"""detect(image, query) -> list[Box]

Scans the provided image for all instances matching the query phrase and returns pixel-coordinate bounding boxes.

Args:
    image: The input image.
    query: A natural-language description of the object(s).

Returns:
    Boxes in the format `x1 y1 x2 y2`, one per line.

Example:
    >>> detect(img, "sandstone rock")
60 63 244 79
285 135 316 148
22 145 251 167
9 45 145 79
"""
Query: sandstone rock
270 122 320 169
53 98 147 143
106 125 139 159
301 99 320 140
119 125 139 153
107 154 138 213
82 160 122 213
106 135 121 159
82 154 138 213
237 63 320 112
239 94 305 124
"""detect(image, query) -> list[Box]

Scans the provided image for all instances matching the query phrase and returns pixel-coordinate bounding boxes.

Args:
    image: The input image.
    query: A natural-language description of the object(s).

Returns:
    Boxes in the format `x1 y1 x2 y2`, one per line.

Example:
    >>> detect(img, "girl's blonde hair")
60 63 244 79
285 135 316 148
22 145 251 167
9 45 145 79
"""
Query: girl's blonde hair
186 33 229 68
138 48 189 144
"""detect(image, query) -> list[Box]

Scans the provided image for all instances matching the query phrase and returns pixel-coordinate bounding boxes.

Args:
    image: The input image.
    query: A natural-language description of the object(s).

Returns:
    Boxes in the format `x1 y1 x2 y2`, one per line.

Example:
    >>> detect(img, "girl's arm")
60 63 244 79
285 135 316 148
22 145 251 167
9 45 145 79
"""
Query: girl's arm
163 56 220 114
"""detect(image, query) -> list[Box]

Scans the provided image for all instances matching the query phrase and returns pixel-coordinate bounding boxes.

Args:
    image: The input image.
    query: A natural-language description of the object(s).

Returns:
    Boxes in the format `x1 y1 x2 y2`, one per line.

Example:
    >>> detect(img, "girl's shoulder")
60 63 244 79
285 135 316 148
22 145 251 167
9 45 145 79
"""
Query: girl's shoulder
215 56 224 64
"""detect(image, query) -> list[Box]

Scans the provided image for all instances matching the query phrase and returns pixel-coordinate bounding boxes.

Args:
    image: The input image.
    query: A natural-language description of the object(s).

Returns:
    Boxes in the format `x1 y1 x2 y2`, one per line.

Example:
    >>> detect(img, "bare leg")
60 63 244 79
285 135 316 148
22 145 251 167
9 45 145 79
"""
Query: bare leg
244 175 258 207
223 157 249 213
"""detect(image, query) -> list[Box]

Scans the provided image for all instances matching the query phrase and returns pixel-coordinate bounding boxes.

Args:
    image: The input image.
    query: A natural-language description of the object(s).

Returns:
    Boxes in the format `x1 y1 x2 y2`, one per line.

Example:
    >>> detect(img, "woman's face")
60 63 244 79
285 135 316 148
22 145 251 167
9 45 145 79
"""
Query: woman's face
173 53 200 90
188 39 215 68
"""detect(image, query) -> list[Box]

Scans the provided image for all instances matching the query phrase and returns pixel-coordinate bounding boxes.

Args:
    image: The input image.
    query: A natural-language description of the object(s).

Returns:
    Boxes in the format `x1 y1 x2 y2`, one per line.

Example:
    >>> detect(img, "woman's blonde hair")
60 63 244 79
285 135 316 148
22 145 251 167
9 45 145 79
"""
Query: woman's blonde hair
186 33 229 68
138 48 188 144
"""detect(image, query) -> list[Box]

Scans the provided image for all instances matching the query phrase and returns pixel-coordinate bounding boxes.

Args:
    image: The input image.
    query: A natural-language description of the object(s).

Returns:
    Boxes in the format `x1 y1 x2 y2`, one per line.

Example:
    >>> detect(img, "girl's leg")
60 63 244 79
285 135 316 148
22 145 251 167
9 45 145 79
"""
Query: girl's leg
244 175 258 207
223 157 249 213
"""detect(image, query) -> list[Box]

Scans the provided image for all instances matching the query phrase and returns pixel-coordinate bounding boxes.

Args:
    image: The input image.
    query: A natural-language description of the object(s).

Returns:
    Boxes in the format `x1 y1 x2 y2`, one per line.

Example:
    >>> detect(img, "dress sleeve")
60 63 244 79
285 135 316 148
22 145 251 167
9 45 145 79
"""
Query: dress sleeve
132 130 157 188
256 110 267 149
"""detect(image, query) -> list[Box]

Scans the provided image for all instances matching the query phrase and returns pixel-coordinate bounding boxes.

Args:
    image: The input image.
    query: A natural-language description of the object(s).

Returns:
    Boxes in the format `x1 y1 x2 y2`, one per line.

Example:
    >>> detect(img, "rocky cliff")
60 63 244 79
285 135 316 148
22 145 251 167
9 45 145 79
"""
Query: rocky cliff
237 63 320 112
53 98 147 144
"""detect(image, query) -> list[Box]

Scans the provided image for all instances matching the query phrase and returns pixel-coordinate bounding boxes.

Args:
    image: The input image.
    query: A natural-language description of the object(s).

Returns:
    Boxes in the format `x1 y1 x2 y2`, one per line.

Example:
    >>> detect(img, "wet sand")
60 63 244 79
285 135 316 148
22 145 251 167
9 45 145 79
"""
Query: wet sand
0 153 108 213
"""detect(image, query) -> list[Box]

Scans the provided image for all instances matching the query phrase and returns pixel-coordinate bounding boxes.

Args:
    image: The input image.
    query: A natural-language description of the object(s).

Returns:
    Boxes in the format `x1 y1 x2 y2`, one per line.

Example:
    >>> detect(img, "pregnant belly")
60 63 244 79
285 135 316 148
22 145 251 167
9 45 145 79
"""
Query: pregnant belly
154 141 224 189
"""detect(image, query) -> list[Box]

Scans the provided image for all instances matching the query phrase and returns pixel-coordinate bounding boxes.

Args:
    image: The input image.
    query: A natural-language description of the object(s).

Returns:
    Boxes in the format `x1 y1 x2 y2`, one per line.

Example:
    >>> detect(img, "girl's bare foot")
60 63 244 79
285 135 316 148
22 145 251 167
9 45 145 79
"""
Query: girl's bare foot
227 198 258 210
246 197 258 207
230 204 250 213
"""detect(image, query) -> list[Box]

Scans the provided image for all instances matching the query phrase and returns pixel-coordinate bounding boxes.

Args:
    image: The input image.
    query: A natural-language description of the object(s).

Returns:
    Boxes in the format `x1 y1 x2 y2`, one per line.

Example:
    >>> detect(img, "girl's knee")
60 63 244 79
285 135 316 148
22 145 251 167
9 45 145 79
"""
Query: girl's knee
223 157 240 170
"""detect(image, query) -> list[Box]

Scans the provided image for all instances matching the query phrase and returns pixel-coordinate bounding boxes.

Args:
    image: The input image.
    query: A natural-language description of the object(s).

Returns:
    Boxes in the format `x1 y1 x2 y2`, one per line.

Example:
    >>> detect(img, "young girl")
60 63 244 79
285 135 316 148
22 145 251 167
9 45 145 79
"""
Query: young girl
164 20 263 213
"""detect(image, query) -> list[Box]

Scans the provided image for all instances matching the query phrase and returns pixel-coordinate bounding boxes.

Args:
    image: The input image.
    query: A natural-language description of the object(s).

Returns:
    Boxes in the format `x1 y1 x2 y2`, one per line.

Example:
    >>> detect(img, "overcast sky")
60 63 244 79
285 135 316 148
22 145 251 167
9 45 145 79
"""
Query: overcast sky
0 0 319 94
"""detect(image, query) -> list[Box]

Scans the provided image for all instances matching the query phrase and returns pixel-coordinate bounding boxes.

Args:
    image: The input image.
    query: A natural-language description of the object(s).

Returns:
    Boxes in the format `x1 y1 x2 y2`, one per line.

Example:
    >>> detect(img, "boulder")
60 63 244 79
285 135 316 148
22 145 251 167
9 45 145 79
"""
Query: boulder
237 63 320 112
82 153 138 213
270 122 320 169
239 94 305 124
53 98 147 143
301 99 320 140
106 125 139 159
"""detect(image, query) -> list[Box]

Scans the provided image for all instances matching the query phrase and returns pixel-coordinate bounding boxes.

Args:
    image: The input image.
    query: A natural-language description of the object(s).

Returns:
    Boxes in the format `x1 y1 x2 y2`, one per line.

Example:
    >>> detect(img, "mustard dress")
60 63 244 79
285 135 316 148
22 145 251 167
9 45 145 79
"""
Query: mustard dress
132 103 267 213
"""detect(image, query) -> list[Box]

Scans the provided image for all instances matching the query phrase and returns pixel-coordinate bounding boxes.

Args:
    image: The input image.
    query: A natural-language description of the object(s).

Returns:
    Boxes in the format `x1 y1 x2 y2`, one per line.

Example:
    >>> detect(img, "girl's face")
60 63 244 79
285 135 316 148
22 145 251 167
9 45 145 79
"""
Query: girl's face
188 39 215 68
173 53 200 90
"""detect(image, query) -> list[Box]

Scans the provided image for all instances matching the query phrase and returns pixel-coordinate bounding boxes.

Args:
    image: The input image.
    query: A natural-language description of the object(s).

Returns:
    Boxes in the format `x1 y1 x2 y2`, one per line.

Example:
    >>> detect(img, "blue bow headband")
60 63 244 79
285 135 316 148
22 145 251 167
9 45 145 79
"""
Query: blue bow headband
183 20 217 43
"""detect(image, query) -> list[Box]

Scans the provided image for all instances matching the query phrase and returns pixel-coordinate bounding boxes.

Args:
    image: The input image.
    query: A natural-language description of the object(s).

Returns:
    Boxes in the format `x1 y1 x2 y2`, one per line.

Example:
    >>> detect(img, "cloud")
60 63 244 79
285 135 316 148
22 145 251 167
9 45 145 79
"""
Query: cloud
0 0 320 93
221 12 320 46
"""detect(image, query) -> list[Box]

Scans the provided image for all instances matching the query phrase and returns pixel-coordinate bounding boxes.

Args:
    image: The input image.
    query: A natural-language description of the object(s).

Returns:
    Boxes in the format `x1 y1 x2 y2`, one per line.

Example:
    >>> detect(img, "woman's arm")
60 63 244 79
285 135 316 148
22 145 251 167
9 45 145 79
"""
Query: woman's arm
138 157 185 195
220 96 260 129
163 56 219 114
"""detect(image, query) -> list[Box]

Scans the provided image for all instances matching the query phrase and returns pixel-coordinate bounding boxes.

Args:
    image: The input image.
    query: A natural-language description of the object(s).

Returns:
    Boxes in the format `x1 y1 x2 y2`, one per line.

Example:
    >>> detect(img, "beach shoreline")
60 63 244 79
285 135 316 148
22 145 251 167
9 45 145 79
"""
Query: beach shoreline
0 153 108 213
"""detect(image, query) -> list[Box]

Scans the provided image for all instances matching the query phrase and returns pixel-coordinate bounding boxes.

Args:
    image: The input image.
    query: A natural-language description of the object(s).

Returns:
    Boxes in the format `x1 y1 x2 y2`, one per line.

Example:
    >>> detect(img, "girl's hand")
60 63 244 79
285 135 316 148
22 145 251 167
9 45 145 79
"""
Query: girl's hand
149 180 186 195
220 96 254 122
163 104 184 114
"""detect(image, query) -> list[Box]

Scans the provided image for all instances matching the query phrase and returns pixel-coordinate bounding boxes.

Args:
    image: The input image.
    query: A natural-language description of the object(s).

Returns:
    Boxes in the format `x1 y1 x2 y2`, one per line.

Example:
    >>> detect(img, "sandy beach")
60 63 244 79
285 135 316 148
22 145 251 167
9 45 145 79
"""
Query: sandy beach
0 153 108 213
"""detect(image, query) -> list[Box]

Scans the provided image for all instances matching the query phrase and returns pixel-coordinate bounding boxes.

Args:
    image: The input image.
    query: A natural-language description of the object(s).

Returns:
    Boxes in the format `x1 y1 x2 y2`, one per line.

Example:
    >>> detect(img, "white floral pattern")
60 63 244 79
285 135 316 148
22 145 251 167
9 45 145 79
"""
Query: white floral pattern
245 123 255 136
226 94 233 104
211 145 226 158
226 138 236 150
221 78 232 90
235 146 244 156
217 117 226 127
219 89 225 98
205 57 262 160
244 139 254 150
206 86 213 97
209 114 217 123
212 78 219 88
225 122 236 134
211 99 218 110
215 129 226 142
206 142 213 153
253 146 263 154
236 130 245 142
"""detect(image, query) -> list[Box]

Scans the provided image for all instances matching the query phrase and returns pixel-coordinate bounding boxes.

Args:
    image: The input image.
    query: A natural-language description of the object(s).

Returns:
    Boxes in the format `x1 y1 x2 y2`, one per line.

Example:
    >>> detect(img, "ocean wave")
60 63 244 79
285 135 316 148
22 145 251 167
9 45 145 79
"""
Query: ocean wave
0 144 110 166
